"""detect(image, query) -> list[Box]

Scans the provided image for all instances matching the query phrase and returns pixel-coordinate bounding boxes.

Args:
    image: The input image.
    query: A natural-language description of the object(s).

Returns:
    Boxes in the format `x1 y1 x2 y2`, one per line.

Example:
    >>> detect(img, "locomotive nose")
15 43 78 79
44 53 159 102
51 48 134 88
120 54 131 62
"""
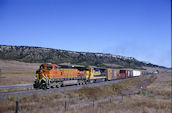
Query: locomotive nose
39 69 46 73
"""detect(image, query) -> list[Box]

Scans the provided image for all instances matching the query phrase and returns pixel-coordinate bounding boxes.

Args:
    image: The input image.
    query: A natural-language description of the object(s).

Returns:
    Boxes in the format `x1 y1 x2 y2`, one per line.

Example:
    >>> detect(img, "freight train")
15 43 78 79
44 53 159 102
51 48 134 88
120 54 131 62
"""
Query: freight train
33 63 145 89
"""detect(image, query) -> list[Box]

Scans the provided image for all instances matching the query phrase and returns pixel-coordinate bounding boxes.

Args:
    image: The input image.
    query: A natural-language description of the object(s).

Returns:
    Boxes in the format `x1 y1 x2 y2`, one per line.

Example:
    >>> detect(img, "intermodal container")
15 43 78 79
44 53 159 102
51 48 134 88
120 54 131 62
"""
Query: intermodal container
132 70 141 77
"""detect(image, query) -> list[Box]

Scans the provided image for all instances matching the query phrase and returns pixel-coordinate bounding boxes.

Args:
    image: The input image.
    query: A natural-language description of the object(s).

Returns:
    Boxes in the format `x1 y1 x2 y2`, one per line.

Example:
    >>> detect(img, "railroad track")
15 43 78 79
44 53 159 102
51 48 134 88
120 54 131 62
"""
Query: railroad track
0 74 157 100
0 78 127 99
0 83 33 89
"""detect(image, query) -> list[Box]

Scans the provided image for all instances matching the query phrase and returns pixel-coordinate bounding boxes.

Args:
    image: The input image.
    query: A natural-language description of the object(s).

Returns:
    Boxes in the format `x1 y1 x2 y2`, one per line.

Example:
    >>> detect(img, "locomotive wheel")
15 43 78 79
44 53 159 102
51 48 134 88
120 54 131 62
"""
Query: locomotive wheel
56 84 60 88
33 84 38 89
33 81 40 89
102 78 105 82
40 81 47 89
80 81 83 85
41 84 47 90
56 82 62 88
90 80 94 83
78 81 85 85
77 82 80 86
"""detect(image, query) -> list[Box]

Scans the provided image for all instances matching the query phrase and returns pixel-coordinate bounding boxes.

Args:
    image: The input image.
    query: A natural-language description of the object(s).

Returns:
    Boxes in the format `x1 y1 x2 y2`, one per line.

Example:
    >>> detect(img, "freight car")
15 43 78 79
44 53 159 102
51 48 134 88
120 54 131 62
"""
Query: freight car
33 63 144 89
117 70 130 79
106 69 118 80
131 70 142 77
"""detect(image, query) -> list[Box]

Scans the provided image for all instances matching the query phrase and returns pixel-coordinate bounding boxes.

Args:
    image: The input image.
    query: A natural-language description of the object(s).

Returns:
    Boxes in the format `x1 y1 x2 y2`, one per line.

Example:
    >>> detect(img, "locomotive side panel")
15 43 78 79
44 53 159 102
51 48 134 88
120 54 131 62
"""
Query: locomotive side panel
89 68 106 82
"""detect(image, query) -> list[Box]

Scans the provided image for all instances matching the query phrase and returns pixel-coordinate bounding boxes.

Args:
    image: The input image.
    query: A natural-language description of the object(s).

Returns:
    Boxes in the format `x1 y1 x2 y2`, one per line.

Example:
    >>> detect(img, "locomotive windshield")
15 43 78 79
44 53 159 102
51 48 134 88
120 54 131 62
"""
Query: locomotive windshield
46 66 53 70
40 65 52 70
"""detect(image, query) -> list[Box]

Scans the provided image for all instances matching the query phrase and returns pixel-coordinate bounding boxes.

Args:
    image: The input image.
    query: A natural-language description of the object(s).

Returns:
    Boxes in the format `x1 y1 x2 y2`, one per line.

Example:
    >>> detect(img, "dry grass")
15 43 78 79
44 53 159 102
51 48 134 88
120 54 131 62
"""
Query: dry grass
70 95 171 113
0 92 63 113
0 59 41 74
66 75 147 101
0 59 41 85
0 73 35 85
2 94 170 113
140 72 171 99
110 75 147 90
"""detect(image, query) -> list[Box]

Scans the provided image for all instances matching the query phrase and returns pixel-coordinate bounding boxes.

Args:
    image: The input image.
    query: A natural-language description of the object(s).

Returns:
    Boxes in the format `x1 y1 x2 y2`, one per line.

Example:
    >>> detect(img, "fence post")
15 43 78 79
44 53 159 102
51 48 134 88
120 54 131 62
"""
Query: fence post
93 100 94 113
121 95 123 102
93 100 94 108
15 97 19 113
0 68 1 78
64 100 67 111
64 87 67 112
109 98 111 103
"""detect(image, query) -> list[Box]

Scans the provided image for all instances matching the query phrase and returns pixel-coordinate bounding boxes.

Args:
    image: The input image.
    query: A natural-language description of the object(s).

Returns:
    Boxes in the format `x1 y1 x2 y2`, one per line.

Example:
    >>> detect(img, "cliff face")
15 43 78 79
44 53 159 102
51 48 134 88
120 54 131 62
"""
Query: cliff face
0 45 164 69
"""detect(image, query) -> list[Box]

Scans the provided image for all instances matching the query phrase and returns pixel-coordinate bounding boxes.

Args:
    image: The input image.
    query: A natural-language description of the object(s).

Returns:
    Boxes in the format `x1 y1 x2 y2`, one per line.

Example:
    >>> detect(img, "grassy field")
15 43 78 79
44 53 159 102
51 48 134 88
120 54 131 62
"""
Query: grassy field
0 59 41 85
0 71 171 113
141 72 171 99
0 59 171 113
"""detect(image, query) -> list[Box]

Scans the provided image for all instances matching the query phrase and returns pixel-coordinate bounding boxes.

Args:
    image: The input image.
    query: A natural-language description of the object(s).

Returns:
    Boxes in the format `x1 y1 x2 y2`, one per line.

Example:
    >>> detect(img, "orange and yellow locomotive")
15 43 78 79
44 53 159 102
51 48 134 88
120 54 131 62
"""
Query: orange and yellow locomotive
34 63 89 89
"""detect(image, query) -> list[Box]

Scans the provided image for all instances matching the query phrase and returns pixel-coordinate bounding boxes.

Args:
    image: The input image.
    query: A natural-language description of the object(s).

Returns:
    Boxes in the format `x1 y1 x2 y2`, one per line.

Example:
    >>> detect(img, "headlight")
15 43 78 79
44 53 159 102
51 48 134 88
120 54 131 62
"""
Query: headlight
34 74 38 80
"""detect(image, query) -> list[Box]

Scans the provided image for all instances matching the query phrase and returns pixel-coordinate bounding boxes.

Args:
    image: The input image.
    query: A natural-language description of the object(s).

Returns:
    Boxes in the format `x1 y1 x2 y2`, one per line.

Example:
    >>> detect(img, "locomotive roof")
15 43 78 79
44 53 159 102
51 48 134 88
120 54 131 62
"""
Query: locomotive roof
41 63 59 67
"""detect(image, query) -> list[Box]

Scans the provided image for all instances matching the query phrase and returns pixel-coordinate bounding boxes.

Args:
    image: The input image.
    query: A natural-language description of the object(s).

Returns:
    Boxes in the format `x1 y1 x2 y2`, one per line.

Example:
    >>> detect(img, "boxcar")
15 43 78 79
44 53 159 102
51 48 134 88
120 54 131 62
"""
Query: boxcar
106 69 118 80
118 70 130 79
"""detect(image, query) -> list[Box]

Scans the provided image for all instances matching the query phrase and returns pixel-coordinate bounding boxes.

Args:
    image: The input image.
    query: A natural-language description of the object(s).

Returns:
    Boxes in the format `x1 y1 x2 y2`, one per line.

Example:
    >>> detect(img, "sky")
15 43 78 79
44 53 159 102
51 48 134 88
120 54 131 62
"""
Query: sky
0 0 171 67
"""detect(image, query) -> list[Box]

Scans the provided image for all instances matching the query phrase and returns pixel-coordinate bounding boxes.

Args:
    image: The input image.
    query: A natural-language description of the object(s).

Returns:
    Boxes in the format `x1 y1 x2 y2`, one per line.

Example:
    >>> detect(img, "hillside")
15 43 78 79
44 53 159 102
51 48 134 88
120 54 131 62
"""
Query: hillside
0 45 165 69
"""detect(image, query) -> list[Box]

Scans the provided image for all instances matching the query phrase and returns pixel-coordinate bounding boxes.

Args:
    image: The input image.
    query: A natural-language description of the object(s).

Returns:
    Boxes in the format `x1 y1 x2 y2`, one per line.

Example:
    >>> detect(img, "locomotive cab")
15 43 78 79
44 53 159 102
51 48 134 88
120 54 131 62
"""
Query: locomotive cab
36 64 58 80
33 63 59 89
